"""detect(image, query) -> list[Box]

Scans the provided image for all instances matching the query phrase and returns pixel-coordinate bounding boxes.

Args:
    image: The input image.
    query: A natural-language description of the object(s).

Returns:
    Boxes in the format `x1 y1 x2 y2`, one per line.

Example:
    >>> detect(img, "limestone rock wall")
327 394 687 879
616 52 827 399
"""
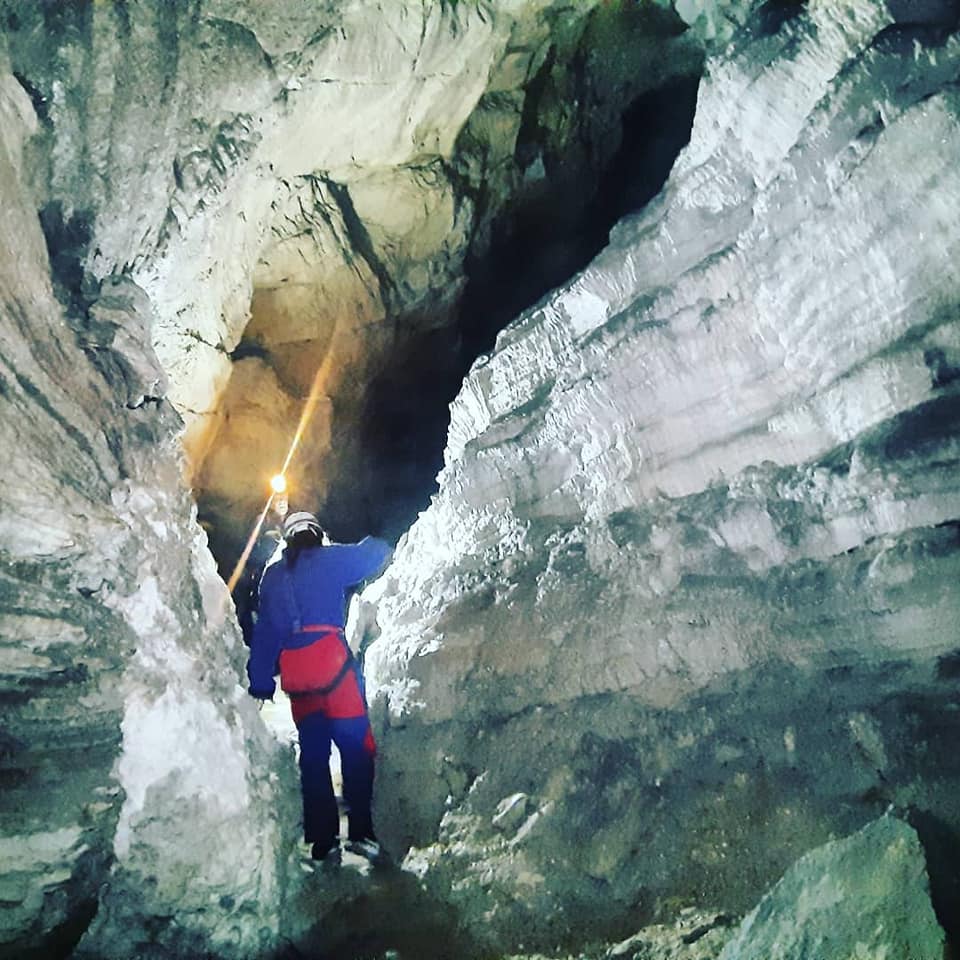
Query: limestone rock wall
0 2 712 955
365 0 960 949
0 59 293 960
6 0 706 562
8 0 515 496
5 0 959 956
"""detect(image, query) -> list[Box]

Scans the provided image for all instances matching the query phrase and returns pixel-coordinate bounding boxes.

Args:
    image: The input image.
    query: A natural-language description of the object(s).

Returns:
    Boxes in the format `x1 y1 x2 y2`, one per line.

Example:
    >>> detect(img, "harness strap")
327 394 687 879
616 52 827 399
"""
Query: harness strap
279 559 355 699
285 624 356 699
287 656 356 699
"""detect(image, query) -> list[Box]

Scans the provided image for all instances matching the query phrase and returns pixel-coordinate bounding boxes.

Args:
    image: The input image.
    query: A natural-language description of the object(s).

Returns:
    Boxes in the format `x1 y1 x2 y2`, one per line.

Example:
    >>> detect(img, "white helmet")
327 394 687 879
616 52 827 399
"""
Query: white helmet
282 511 323 540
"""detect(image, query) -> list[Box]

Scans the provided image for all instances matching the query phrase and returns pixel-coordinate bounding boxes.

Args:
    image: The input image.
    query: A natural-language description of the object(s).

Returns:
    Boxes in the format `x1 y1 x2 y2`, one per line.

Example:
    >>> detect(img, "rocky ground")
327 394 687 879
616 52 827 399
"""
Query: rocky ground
275 814 942 960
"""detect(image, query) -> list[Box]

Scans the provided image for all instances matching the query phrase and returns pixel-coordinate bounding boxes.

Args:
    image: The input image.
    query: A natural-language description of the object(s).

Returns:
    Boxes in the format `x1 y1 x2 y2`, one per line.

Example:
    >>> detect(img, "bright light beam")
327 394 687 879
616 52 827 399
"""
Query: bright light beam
223 349 332 598
280 354 328 476
226 492 275 595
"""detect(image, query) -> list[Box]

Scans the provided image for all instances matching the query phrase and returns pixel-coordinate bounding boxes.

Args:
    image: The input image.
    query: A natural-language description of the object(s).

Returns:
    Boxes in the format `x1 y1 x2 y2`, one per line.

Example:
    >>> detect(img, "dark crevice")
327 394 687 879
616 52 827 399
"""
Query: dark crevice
351 73 702 543
290 865 486 960
924 346 960 389
326 178 397 312
461 72 702 364
38 202 97 316
937 648 960 680
908 807 960 947
345 325 462 543
872 21 960 52
868 391 960 461
886 0 960 29
12 71 51 124
874 0 960 51
755 0 808 38
514 45 559 173
2 845 110 960
155 0 182 101
229 339 270 362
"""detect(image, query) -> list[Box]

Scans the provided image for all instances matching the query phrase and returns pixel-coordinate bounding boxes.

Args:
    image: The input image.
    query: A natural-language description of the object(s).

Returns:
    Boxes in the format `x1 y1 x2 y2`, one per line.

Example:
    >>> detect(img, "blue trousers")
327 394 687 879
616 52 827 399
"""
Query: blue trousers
297 711 375 848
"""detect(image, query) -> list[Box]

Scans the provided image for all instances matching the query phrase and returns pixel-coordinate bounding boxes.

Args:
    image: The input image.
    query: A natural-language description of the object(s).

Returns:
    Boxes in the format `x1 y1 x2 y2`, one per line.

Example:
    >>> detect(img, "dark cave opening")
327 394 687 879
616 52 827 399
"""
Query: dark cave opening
459 74 702 363
348 73 703 545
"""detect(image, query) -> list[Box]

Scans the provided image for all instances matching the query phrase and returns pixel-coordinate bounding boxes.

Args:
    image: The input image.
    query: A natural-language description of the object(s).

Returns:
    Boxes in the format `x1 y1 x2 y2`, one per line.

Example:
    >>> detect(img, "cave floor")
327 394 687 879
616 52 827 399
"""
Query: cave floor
282 838 733 960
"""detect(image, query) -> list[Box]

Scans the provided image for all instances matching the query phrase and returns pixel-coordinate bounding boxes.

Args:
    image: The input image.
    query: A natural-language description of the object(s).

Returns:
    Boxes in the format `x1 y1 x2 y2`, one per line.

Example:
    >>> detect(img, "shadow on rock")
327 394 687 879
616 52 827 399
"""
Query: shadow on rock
908 807 960 952
281 853 484 960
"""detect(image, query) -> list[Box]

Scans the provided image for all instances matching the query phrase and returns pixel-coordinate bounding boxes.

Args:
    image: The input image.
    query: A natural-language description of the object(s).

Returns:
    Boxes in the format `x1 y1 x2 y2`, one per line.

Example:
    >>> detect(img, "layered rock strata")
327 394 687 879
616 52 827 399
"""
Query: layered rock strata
0 58 293 960
1 2 711 955
4 0 960 956
365 0 960 950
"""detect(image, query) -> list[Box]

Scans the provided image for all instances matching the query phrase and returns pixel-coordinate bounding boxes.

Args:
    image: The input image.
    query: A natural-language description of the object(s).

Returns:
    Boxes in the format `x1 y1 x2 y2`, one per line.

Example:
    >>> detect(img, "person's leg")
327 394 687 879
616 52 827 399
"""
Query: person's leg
297 711 338 853
330 715 376 842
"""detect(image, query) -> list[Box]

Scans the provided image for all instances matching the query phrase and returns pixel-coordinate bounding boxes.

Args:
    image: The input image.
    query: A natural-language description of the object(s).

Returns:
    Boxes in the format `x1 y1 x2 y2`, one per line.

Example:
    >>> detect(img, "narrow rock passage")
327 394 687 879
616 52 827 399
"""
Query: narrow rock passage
174 0 706 576
252 695 474 959
356 69 702 548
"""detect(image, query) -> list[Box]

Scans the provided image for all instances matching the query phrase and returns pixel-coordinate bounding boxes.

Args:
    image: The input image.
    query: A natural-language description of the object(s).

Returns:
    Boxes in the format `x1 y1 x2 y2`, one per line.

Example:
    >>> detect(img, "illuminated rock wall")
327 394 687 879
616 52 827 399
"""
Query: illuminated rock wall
0 2 704 955
6 0 703 565
365 1 960 949
4 0 959 956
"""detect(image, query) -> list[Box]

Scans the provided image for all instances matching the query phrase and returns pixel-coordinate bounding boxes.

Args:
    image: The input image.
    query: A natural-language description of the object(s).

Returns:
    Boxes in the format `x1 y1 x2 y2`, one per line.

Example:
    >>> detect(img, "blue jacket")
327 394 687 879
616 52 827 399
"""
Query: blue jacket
246 537 391 698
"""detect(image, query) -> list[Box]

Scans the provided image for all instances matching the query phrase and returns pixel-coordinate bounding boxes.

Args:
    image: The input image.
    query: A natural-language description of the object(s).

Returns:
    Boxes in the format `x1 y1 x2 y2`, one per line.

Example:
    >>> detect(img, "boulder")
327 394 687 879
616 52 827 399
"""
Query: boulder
719 816 944 960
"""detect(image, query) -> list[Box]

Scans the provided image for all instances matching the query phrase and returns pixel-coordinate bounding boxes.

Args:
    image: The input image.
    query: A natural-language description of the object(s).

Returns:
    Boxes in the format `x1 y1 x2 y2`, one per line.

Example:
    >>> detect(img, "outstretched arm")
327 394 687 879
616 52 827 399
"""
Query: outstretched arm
331 536 393 587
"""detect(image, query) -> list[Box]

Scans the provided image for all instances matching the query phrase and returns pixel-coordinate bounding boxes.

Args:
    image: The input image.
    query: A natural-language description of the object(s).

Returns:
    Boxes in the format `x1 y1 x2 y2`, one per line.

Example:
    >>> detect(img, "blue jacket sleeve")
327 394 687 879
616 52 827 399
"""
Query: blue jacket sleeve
245 565 285 698
331 537 392 587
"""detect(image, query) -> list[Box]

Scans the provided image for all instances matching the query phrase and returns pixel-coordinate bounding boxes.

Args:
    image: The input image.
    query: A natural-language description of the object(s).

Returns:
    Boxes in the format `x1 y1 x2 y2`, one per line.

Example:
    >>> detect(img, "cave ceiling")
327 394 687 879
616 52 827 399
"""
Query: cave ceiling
6 0 705 573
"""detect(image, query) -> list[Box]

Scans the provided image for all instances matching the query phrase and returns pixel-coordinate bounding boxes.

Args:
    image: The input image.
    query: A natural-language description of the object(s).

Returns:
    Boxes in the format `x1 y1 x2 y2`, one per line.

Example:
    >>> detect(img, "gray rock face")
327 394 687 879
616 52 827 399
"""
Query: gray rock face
0 54 293 960
718 816 944 960
3 0 960 957
482 816 942 960
0 3 707 956
80 277 168 408
364 0 960 949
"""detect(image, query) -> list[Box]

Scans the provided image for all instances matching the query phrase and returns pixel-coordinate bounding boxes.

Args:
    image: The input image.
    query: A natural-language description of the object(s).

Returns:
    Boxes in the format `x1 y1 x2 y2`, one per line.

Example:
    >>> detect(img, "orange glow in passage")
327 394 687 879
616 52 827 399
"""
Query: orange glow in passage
224 355 331 596
280 355 328 477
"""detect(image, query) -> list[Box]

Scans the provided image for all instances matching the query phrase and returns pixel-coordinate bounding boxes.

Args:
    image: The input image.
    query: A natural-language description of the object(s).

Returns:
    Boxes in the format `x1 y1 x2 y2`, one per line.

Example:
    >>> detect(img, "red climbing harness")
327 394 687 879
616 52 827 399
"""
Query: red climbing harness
279 624 352 694
279 625 369 725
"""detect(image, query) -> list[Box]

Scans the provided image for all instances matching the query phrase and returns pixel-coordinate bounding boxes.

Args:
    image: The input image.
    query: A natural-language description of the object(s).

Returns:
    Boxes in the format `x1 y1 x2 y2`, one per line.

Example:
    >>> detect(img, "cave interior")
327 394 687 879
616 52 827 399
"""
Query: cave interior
2 0 960 958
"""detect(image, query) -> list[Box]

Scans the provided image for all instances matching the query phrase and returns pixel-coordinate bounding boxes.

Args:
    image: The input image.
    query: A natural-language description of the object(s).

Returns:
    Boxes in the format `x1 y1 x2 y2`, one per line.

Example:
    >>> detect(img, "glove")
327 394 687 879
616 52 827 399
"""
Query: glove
248 682 275 702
